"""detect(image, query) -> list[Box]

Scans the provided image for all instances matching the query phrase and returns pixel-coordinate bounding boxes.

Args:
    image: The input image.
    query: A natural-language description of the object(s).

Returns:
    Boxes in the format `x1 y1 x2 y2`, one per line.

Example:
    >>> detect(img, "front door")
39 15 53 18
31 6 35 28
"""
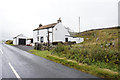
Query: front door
65 38 68 42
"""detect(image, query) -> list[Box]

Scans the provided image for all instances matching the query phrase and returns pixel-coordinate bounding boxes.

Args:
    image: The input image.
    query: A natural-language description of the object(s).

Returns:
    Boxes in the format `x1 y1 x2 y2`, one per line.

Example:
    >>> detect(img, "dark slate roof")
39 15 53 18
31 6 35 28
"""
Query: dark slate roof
33 23 57 31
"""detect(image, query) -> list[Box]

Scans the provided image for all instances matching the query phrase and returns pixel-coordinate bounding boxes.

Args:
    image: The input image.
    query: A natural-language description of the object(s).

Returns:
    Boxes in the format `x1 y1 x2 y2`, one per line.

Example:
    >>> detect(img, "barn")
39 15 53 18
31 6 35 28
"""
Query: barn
13 34 27 45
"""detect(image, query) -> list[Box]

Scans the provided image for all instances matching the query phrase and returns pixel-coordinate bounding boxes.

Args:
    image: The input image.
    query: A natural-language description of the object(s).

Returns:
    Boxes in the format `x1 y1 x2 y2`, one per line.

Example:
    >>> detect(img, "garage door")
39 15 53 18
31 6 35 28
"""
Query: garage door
19 39 26 45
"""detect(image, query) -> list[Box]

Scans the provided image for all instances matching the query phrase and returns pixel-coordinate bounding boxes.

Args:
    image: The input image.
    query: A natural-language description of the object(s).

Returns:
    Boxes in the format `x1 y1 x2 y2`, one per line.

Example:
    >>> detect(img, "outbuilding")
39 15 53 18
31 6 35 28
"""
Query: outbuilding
13 34 27 45
26 38 34 46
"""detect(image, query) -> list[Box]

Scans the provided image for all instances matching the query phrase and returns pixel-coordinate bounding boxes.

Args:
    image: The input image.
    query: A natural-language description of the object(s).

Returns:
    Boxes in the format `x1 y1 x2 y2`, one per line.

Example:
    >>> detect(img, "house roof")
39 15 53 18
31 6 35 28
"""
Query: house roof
33 23 57 31
13 34 27 39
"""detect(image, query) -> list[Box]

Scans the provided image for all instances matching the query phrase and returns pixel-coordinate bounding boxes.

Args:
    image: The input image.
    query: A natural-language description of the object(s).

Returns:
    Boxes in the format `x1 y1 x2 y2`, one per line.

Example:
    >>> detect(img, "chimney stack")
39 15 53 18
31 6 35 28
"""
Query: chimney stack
57 18 62 23
39 24 42 27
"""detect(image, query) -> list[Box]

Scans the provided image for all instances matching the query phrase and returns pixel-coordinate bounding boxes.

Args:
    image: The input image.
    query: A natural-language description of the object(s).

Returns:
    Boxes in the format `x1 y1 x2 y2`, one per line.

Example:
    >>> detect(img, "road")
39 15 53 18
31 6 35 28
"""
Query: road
0 43 98 79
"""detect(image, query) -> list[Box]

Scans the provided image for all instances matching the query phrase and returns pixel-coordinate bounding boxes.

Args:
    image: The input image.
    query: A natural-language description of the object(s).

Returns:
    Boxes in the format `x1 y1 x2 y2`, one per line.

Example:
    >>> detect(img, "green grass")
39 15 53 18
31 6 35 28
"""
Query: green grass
47 55 119 78
74 28 118 50
75 28 118 42
28 49 119 78
52 43 119 72
28 50 51 58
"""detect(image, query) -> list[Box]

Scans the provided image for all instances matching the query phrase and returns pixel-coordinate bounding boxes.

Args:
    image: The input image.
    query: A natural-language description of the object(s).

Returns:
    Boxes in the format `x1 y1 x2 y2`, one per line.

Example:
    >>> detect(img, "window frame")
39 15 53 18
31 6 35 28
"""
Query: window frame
40 37 44 43
37 37 39 41
37 30 39 35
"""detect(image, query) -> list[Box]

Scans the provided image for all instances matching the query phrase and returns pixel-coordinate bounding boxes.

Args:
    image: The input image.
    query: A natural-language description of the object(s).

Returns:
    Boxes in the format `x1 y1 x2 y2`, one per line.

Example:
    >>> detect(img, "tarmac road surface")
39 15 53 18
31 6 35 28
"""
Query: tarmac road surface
0 43 98 79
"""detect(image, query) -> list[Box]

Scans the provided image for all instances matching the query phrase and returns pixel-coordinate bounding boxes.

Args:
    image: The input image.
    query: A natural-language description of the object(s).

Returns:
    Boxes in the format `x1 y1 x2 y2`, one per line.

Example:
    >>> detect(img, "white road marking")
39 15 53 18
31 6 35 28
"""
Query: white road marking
8 62 22 80
0 49 3 54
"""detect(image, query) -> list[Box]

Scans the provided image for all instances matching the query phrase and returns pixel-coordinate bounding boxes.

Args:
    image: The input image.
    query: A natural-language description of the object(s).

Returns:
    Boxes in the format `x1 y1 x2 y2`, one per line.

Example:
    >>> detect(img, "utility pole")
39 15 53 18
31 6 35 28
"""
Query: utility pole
79 16 80 33
47 29 50 51
47 29 52 51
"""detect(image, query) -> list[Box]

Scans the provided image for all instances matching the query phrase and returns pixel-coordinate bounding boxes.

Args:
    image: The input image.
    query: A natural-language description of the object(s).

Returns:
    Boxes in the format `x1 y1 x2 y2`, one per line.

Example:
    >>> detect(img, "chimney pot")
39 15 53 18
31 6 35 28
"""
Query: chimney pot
57 18 62 23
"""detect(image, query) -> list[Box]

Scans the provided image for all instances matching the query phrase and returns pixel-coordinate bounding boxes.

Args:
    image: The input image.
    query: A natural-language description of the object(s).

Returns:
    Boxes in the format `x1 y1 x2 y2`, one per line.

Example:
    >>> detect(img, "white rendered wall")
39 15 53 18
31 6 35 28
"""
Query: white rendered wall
33 31 37 43
33 28 53 43
68 37 84 43
26 40 31 44
13 38 17 45
48 28 53 43
53 23 70 42
39 29 48 43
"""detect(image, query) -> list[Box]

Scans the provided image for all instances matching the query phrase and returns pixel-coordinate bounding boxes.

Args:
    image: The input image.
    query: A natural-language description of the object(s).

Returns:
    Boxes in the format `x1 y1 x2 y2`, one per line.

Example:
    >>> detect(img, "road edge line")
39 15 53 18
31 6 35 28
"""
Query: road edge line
0 49 3 54
8 62 22 80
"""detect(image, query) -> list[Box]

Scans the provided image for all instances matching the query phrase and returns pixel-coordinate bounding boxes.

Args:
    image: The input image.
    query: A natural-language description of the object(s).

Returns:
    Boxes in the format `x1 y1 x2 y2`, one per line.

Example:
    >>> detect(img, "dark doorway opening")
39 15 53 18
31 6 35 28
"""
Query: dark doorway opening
65 38 68 42
31 39 33 43
40 37 44 43
19 39 26 45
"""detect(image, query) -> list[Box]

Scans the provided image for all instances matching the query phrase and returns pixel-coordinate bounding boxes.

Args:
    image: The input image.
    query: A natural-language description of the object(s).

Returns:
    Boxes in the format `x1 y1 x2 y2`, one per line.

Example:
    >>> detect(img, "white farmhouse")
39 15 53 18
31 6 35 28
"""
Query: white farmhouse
33 18 84 44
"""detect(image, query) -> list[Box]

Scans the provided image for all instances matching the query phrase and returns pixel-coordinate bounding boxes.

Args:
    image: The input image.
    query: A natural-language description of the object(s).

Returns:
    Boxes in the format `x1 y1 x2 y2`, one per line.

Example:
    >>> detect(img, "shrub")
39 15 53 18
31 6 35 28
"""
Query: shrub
80 49 89 58
5 40 13 44
108 50 120 64
70 48 80 55
53 43 65 53
65 53 72 59
52 41 63 45
51 41 119 72
34 43 43 50
90 47 106 62
62 47 70 54
78 57 84 63
83 58 92 65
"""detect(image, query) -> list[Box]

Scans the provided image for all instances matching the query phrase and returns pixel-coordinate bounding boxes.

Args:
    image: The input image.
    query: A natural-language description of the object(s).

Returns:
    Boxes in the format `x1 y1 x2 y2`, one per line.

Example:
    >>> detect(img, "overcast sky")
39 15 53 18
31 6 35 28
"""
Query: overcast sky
0 0 119 40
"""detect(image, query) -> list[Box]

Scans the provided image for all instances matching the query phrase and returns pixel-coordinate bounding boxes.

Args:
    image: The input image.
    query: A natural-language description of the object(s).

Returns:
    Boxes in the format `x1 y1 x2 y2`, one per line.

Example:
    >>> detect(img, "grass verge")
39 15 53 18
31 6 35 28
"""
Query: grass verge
28 49 51 58
28 49 119 79
6 43 15 46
